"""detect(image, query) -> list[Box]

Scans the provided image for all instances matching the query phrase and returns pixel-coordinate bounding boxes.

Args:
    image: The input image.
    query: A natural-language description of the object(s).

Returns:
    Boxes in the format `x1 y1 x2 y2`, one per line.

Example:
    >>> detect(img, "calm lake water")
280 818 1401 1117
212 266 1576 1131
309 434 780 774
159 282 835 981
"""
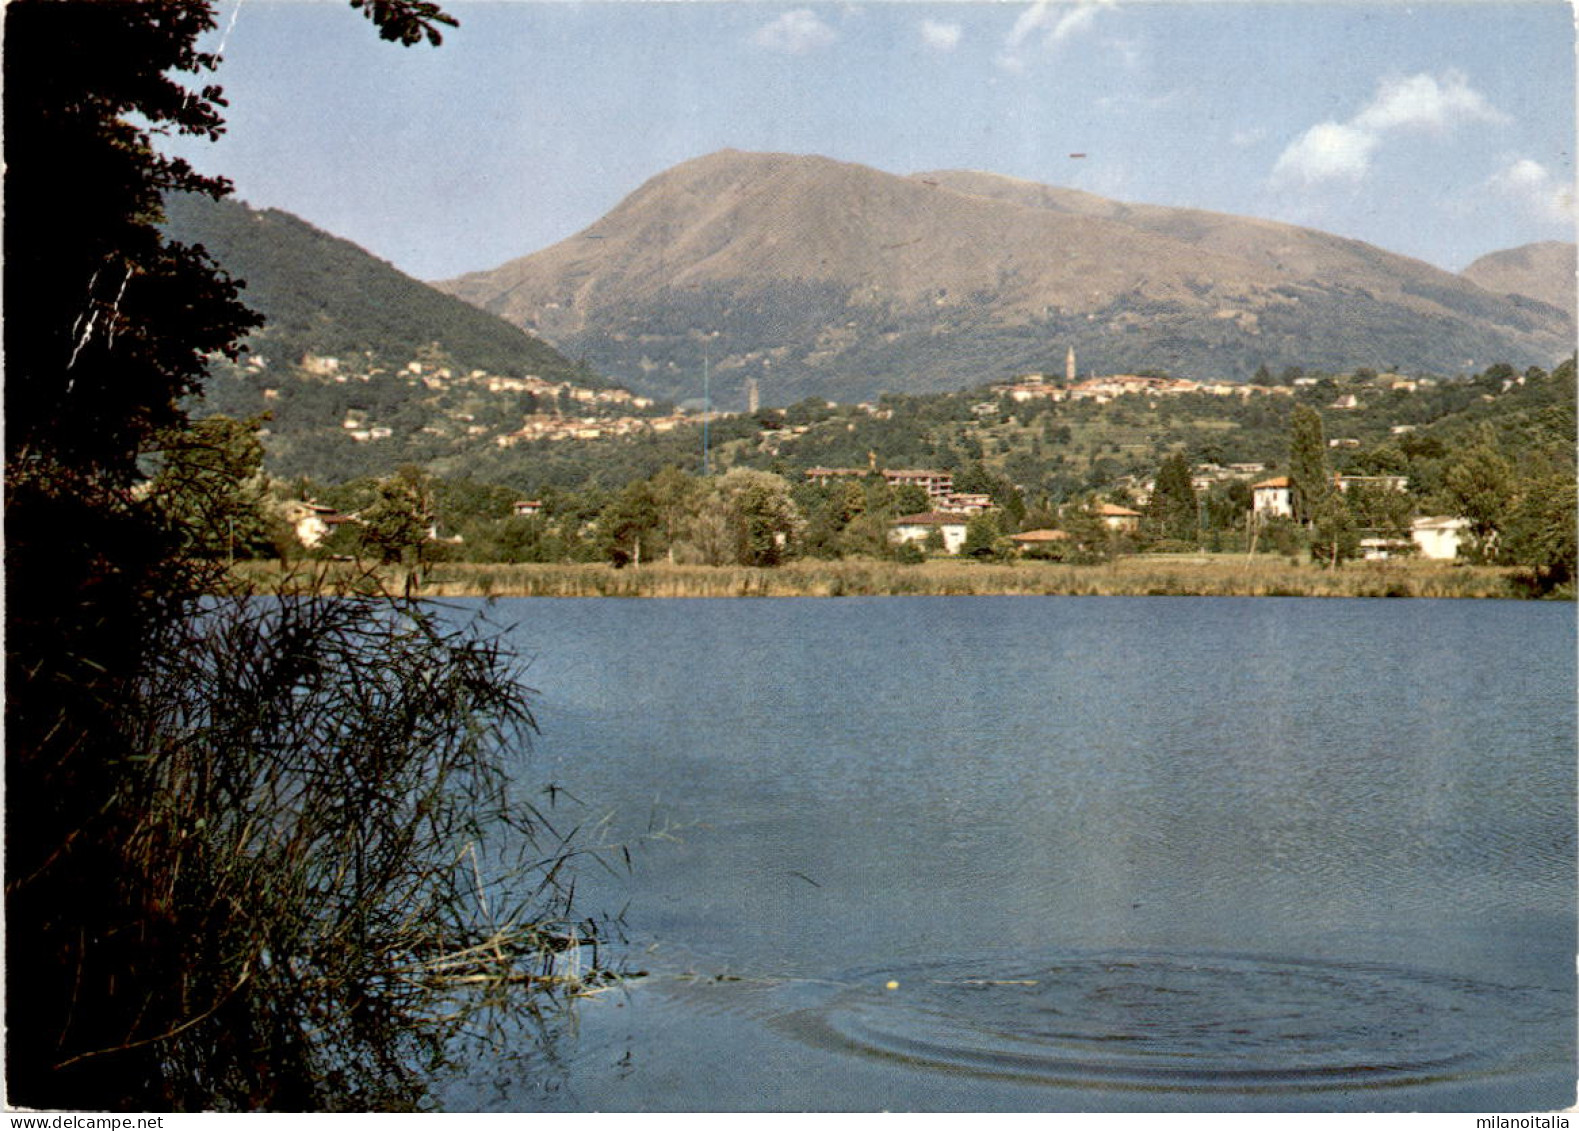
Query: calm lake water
439 597 1575 1112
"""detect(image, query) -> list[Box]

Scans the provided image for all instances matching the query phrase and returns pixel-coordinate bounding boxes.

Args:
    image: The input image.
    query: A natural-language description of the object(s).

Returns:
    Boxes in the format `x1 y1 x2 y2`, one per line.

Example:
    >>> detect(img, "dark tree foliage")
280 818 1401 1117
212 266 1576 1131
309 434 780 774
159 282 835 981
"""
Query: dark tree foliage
1287 404 1330 524
1145 452 1198 544
6 0 609 1112
146 414 279 559
4 2 257 476
350 0 458 45
5 2 261 1106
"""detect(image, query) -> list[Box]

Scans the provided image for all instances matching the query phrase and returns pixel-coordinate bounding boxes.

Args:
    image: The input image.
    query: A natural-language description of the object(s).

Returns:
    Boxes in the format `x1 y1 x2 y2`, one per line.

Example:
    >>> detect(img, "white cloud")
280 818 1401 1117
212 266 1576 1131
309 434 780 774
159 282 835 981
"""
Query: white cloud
1487 158 1576 225
920 18 962 53
752 9 837 55
1353 71 1507 134
1271 70 1505 187
996 0 1114 72
1272 121 1380 185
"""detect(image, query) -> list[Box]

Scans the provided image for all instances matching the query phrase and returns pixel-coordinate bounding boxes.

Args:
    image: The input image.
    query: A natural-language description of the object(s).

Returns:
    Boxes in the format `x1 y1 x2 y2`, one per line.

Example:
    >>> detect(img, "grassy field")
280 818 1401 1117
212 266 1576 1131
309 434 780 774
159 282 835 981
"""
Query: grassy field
231 555 1543 600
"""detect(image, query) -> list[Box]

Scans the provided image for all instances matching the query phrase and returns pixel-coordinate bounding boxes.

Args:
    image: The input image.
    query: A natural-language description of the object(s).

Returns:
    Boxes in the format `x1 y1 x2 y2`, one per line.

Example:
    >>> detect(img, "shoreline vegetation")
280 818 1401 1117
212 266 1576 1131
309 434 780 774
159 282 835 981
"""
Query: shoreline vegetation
231 555 1551 601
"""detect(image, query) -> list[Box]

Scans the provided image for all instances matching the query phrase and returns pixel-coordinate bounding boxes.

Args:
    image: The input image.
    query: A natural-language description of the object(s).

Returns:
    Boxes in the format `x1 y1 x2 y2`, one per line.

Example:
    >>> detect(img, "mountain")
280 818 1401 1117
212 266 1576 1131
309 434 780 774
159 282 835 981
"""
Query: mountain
437 150 1574 407
162 192 591 384
1461 242 1576 315
159 194 687 484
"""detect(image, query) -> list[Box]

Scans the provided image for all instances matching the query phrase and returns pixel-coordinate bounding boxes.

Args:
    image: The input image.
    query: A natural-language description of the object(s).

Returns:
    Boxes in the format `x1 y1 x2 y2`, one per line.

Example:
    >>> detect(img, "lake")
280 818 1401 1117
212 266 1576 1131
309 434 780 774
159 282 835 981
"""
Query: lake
439 596 1575 1112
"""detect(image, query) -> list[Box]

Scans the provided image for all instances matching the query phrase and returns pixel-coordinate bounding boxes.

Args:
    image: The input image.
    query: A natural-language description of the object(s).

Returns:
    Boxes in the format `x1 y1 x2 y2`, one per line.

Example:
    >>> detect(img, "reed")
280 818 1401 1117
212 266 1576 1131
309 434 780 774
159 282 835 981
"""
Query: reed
39 560 625 1110
229 556 1534 600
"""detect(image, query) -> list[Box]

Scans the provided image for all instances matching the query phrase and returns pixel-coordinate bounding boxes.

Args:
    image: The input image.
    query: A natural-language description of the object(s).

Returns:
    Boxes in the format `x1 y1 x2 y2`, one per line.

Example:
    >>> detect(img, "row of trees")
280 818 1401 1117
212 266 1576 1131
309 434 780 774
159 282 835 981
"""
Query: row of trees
165 372 1575 592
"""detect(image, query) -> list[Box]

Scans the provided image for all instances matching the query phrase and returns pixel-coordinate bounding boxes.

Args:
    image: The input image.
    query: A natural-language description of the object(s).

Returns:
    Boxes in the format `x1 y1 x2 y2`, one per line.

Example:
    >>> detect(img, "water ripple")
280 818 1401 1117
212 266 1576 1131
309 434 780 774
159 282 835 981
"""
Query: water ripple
775 950 1569 1095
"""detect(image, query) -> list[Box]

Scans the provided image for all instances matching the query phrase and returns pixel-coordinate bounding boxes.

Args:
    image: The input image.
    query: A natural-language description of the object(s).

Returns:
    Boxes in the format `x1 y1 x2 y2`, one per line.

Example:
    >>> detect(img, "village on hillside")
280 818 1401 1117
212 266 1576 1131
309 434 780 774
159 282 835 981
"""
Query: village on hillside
197 335 1572 593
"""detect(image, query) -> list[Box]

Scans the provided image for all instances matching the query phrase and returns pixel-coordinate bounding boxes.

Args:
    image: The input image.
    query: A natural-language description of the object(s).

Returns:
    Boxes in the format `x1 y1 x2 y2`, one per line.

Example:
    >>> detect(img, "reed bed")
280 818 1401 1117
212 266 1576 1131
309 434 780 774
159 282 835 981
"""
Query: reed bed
232 556 1533 600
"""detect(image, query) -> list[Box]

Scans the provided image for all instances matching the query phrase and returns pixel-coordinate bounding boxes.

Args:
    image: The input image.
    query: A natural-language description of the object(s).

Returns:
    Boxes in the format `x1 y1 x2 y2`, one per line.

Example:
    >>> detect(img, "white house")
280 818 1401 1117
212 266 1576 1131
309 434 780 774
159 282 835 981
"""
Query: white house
890 512 970 555
285 501 354 549
1093 503 1142 533
1252 476 1294 519
1412 516 1470 560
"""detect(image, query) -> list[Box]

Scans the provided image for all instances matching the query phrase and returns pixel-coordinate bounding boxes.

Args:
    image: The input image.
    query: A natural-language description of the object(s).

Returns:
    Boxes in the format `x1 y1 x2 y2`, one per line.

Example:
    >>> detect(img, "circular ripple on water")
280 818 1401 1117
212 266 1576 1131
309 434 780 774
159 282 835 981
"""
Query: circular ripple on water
778 951 1568 1094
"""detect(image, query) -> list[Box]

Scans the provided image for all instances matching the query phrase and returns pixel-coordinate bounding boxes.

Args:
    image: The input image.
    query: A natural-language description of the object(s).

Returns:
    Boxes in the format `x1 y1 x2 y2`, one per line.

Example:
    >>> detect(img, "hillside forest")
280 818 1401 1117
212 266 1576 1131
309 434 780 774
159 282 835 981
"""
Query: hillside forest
187 351 1576 594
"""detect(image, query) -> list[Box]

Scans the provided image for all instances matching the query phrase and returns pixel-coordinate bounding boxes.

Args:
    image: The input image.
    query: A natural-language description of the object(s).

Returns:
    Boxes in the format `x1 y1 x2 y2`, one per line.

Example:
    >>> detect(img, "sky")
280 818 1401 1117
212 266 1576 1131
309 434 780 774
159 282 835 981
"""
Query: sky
165 0 1577 282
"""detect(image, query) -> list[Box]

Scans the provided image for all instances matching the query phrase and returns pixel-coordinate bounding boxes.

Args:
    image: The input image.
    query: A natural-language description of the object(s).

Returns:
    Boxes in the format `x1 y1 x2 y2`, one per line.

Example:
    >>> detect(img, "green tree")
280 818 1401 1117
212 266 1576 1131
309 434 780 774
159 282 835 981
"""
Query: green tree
358 465 437 565
649 465 703 564
1442 437 1515 561
961 510 1004 559
1203 480 1251 534
799 479 865 559
716 468 804 566
1145 452 1198 544
1307 490 1361 568
487 514 558 563
1060 502 1116 564
1287 404 1330 525
599 478 661 567
147 415 275 560
1503 475 1578 594
890 483 931 515
1343 482 1414 544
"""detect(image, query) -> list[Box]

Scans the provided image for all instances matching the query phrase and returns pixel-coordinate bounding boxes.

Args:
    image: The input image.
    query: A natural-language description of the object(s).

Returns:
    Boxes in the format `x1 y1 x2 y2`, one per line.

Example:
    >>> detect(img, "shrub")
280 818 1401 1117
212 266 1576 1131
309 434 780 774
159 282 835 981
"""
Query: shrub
10 565 614 1110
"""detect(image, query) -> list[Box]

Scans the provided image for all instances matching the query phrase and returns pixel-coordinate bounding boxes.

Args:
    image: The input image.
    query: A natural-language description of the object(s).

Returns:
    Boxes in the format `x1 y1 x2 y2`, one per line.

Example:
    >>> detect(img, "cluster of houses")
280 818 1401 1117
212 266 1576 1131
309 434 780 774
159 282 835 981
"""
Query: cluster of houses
878 462 1467 561
989 350 1439 409
1249 474 1467 560
494 409 693 446
282 352 694 447
891 501 1144 555
992 371 1298 404
805 466 993 515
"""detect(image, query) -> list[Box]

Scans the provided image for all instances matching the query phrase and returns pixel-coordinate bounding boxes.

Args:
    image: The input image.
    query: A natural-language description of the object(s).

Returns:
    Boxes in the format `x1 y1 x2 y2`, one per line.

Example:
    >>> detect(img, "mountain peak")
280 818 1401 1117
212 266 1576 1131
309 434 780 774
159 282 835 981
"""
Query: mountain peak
1462 242 1577 313
435 154 1574 407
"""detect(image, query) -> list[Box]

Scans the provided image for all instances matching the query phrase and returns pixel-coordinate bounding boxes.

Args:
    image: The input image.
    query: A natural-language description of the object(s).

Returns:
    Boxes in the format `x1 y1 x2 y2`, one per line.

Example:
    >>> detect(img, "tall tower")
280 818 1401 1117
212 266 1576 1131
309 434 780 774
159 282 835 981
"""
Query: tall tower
1066 346 1076 383
745 376 760 415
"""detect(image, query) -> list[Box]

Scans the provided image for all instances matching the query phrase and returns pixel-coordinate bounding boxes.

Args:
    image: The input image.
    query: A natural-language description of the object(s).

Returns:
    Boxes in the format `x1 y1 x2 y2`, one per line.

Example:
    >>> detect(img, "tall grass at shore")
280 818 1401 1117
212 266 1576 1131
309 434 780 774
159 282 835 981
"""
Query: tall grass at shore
231 556 1535 600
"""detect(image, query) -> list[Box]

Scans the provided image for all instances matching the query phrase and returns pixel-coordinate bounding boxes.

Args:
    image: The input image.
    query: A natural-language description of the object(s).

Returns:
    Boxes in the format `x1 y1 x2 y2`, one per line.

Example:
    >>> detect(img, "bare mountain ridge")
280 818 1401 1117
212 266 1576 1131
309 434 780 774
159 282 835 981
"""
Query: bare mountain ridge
439 150 1574 406
931 168 1577 320
1461 241 1577 315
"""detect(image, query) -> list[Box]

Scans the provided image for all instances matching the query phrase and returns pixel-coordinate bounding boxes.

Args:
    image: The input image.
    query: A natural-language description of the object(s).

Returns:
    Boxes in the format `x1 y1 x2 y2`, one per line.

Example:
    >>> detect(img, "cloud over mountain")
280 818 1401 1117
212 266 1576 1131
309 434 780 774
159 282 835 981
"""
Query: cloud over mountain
1273 71 1506 186
1487 159 1577 226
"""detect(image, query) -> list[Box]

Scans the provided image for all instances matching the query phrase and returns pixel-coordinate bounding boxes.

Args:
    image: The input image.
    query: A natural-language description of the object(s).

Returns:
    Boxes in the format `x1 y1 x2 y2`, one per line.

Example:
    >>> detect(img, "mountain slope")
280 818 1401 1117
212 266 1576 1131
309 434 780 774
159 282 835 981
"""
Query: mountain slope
437 150 1574 407
163 192 591 383
1461 241 1576 315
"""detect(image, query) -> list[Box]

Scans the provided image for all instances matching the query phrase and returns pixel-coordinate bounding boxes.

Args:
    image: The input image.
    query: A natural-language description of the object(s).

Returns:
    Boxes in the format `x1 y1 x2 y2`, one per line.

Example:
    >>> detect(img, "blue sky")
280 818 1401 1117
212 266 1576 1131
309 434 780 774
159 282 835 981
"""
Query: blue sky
169 0 1576 281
